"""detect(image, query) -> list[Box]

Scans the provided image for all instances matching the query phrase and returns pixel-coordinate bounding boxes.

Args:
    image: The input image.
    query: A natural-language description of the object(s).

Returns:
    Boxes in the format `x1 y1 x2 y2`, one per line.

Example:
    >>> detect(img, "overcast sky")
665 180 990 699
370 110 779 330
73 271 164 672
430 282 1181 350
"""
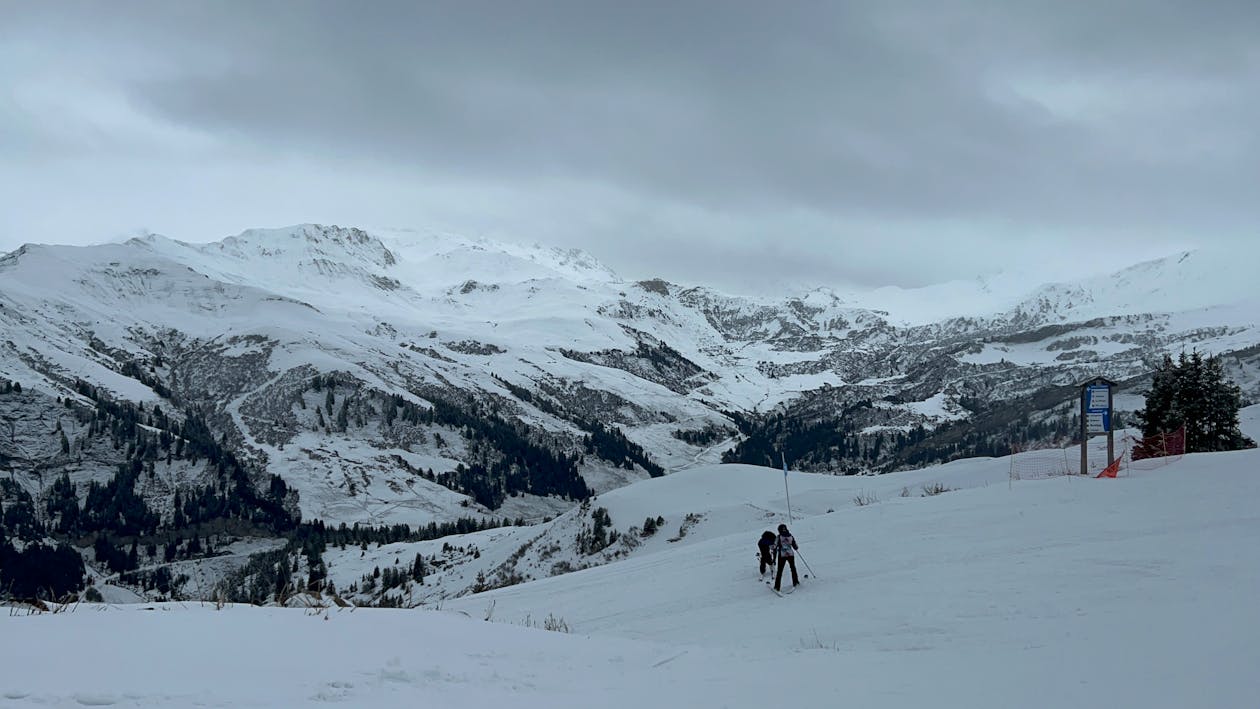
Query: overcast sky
2 1 1257 292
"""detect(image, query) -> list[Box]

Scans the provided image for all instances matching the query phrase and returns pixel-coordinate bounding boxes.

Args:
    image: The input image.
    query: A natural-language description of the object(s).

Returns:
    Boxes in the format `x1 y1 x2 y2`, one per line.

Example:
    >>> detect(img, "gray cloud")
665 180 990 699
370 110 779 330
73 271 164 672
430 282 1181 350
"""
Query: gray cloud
1 1 1257 290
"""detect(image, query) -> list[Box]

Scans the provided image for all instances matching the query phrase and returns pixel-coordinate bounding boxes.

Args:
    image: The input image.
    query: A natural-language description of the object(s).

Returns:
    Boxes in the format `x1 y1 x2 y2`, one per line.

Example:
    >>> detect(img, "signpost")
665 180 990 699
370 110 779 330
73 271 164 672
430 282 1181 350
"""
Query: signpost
1079 377 1116 475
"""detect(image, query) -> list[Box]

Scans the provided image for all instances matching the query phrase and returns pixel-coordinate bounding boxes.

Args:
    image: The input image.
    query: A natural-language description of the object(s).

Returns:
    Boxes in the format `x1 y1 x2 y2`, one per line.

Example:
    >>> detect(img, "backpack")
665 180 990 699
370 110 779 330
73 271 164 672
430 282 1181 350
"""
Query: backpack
777 533 796 557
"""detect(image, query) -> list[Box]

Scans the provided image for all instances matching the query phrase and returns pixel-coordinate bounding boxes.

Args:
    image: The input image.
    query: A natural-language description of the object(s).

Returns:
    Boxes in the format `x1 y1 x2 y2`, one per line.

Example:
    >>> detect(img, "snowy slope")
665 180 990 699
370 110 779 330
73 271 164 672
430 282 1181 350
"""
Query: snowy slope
828 247 1258 327
318 457 1032 605
3 224 1258 535
4 407 1258 708
1009 248 1259 322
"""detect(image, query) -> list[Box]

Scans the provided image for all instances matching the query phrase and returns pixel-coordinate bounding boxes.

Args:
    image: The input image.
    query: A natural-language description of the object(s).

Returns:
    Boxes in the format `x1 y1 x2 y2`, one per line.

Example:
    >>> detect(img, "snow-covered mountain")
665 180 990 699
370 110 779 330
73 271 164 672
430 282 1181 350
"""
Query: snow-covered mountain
840 248 1257 326
1 224 1257 602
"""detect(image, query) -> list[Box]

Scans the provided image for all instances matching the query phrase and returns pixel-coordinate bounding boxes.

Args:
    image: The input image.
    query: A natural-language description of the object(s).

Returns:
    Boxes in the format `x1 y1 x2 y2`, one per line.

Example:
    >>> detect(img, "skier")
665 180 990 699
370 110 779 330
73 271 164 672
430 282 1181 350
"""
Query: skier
757 531 777 576
774 524 800 592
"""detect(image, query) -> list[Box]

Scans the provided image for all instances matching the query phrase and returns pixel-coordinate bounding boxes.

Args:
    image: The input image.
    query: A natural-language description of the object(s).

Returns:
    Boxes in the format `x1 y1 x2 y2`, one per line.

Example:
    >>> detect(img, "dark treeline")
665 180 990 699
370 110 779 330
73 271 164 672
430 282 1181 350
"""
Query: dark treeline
489 374 565 420
220 515 516 603
0 380 299 601
1135 351 1255 456
723 400 874 471
380 390 589 507
297 515 516 549
671 423 734 447
489 374 666 477
0 478 86 598
724 397 1081 474
580 420 665 477
65 380 299 535
0 537 85 599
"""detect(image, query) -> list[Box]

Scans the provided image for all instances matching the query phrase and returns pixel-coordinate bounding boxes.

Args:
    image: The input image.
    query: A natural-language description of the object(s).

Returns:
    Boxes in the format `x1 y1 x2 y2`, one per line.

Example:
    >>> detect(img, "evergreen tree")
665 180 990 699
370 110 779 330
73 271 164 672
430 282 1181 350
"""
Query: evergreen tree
336 399 350 431
0 541 84 599
641 516 658 536
1135 352 1256 455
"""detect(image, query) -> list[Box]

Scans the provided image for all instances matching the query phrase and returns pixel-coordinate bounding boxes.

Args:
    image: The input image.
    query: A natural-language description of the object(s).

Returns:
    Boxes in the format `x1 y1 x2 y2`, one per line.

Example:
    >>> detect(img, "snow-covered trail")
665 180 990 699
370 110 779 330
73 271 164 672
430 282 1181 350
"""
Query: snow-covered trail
441 433 1260 707
451 449 1260 650
3 409 1258 708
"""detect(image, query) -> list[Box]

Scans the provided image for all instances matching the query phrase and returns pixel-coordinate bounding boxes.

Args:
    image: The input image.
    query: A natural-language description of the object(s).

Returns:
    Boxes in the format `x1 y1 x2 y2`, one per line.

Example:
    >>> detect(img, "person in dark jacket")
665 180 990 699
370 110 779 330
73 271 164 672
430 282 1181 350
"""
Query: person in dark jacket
774 524 800 592
757 531 777 576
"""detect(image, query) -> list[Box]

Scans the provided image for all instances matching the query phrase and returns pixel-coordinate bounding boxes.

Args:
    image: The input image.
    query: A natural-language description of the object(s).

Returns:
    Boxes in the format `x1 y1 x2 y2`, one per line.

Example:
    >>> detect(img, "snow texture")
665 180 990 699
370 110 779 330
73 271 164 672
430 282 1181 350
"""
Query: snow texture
4 406 1258 708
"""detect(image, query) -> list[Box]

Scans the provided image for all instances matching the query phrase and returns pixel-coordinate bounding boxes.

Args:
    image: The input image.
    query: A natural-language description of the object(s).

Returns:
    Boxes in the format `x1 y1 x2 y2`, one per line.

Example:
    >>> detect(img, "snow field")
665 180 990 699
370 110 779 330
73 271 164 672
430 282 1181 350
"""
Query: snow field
4 407 1257 707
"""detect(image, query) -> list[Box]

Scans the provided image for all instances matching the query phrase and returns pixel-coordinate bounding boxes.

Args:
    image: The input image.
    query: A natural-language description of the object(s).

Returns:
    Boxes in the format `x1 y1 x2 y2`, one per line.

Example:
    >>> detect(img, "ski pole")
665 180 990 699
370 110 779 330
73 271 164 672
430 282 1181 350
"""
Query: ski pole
794 549 817 579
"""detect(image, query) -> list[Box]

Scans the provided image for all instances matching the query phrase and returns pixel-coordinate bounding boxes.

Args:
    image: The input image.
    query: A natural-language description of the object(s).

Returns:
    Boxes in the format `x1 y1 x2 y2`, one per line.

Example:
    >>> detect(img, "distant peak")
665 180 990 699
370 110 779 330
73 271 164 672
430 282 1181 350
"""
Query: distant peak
635 278 673 296
124 232 185 249
215 224 399 269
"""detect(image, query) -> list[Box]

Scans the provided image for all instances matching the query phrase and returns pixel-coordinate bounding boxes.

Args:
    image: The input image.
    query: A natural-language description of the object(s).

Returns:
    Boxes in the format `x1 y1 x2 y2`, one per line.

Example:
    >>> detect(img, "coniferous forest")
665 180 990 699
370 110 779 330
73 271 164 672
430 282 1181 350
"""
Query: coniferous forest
0 376 567 601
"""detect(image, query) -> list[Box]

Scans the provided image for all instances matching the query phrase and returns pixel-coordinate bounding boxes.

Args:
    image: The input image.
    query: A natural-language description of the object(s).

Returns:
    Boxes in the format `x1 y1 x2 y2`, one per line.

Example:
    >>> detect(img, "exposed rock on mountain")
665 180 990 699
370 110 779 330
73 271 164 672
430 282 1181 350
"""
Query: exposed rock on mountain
2 225 1257 601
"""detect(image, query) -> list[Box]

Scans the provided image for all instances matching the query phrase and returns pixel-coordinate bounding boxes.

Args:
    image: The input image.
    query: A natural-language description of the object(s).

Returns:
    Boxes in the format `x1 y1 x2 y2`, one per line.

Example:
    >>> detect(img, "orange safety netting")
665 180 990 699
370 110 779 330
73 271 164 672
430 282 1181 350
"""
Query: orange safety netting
1129 426 1186 461
1011 426 1187 482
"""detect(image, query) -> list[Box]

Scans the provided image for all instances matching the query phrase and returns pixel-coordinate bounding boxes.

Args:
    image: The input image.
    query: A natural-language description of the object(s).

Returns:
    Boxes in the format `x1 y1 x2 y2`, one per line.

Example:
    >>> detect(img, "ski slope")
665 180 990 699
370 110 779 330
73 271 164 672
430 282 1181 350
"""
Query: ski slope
314 457 1024 605
3 407 1258 708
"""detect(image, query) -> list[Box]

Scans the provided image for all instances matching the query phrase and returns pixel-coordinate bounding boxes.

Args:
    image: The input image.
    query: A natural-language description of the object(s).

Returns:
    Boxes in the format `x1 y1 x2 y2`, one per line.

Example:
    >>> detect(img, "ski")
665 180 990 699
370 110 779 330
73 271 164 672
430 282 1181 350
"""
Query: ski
767 580 799 596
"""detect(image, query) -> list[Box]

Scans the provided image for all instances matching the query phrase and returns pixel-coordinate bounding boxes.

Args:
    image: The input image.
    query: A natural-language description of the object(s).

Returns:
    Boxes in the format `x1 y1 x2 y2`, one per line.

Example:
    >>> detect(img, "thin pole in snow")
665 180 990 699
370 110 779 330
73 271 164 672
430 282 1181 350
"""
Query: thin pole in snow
781 451 793 525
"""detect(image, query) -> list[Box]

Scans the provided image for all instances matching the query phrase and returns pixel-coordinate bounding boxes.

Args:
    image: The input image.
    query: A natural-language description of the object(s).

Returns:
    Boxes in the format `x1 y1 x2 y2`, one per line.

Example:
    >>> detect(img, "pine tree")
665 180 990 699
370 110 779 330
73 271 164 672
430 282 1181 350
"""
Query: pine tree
172 491 186 528
641 516 658 536
336 399 350 431
1135 352 1256 455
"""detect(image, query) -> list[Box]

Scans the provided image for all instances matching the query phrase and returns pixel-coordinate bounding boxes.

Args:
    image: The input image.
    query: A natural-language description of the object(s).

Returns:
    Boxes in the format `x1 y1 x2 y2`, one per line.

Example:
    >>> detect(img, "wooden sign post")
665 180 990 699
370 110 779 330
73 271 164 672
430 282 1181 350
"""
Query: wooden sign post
1079 376 1116 475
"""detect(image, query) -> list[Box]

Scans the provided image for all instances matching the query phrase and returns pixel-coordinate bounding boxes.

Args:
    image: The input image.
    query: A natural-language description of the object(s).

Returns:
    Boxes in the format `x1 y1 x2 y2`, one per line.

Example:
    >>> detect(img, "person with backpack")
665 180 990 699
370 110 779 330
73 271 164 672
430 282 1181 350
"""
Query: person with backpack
774 524 800 592
757 531 777 576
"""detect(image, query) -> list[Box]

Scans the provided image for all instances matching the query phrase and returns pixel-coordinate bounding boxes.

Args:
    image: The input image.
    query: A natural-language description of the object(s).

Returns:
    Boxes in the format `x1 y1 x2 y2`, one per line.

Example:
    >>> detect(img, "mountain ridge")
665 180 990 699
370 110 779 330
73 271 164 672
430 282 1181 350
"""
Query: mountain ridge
10 225 1251 323
2 223 1257 603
